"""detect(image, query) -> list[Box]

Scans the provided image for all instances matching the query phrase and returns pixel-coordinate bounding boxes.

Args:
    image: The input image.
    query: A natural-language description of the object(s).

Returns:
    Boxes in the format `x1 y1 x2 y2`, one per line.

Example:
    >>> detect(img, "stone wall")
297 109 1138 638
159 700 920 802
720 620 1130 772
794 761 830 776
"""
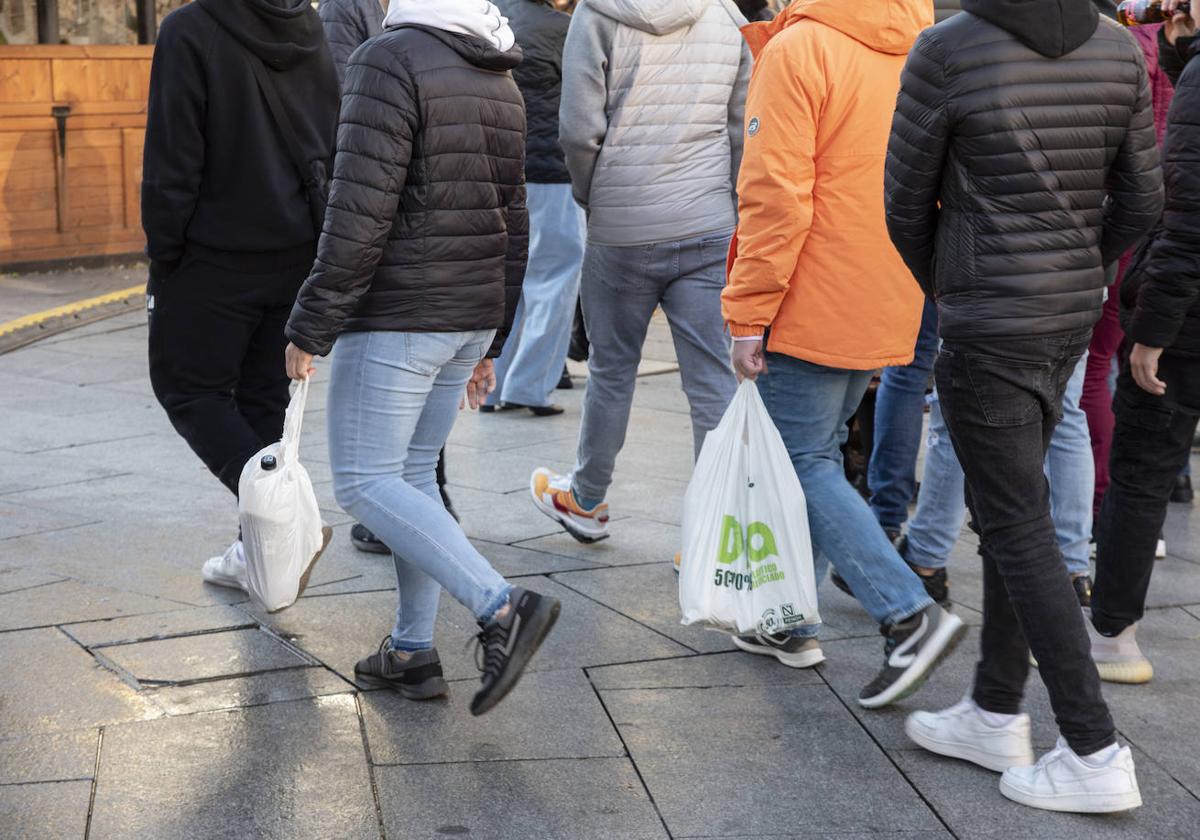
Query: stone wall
0 0 187 45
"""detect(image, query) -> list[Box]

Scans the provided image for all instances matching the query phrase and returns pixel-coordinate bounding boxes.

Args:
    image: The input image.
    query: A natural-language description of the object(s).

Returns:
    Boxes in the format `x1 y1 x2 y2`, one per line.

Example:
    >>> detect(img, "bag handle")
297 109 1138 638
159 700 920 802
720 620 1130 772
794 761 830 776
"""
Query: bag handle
281 377 309 462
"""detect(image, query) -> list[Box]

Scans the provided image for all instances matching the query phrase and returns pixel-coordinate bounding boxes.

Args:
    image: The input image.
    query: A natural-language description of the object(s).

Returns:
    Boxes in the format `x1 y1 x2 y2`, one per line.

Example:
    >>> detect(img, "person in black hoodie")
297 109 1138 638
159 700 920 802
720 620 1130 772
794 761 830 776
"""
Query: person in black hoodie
885 0 1163 814
1090 0 1200 685
282 0 560 717
142 0 339 590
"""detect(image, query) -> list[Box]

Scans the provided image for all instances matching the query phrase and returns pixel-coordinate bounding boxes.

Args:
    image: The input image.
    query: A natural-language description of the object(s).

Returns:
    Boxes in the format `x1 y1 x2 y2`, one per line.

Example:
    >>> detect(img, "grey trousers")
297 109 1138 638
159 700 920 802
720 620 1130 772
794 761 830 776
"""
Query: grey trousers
572 229 738 504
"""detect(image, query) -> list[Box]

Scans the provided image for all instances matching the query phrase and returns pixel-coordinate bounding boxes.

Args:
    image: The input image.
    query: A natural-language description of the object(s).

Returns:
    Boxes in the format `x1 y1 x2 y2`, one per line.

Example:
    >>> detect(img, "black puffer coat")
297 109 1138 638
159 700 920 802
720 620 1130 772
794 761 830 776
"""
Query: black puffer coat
496 0 570 183
318 0 384 88
1122 37 1200 362
885 0 1163 341
285 25 529 358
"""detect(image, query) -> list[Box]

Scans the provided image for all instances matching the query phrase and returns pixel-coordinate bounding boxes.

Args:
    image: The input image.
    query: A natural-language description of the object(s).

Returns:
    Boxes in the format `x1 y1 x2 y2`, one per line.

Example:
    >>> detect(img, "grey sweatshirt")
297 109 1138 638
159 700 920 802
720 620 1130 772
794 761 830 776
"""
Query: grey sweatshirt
560 0 751 246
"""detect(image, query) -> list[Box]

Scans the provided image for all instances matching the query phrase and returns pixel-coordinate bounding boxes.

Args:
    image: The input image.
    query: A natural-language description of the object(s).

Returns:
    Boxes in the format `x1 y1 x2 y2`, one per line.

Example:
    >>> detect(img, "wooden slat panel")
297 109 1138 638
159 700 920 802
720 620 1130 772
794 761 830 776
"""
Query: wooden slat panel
0 59 53 105
0 46 154 60
2 167 57 192
0 209 59 234
0 189 56 211
1 114 151 131
66 146 122 170
52 59 153 105
3 235 146 265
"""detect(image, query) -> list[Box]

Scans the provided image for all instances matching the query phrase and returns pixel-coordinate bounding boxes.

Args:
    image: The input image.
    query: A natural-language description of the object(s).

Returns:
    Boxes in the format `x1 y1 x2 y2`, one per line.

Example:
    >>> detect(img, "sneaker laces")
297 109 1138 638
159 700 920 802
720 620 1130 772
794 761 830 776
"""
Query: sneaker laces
469 620 510 683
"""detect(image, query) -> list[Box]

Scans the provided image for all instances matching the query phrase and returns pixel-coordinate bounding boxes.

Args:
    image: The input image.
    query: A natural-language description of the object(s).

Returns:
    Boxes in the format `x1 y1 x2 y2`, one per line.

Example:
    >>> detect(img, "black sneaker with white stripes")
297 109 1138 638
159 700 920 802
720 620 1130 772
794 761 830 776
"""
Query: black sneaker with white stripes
732 632 826 669
470 587 560 716
859 604 965 709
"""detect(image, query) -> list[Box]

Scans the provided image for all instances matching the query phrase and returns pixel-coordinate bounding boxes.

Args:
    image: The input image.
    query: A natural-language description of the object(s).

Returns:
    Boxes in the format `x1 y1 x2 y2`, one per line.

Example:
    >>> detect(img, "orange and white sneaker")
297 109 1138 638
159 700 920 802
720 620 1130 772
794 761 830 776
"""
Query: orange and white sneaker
530 468 610 544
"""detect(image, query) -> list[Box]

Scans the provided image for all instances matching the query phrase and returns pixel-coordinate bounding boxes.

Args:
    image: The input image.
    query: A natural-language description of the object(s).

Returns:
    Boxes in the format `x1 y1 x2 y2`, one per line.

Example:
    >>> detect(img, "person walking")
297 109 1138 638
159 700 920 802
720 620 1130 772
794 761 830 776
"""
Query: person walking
142 0 339 590
1090 0 1200 686
319 0 384 86
283 0 559 715
722 0 965 707
886 0 1162 813
484 0 586 417
530 0 749 544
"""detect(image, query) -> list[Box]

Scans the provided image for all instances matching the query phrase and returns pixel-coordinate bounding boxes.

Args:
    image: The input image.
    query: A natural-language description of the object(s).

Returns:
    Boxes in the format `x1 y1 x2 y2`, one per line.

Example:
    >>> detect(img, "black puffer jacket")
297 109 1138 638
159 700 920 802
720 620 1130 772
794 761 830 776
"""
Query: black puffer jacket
1122 37 1200 362
318 0 384 88
885 0 1163 341
496 0 570 183
285 26 529 358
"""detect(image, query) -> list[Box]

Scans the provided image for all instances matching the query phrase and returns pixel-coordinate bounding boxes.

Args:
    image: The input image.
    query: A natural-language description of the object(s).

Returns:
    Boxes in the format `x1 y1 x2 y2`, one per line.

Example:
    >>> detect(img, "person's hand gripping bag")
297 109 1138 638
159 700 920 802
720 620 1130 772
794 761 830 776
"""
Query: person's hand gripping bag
239 377 332 612
679 380 820 635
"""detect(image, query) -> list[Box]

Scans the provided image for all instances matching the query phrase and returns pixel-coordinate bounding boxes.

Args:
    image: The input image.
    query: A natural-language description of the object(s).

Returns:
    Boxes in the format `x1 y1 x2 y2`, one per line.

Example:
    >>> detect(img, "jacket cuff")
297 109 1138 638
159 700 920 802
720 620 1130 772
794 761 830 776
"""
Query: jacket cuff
1129 311 1180 351
729 323 765 339
284 324 330 358
148 258 181 283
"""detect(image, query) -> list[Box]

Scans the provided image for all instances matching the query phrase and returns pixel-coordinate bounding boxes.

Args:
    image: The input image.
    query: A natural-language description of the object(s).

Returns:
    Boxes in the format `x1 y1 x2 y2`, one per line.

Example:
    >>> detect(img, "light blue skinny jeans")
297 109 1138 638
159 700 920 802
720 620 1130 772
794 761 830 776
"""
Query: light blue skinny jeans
328 330 512 651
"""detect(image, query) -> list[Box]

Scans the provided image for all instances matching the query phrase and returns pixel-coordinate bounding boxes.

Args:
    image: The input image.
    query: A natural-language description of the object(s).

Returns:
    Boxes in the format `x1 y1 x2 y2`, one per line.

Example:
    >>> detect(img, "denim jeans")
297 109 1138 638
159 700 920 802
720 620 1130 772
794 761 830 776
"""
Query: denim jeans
870 298 939 531
572 230 738 505
328 330 512 651
936 331 1115 755
489 183 586 408
1093 360 1200 635
757 353 934 636
906 354 1092 577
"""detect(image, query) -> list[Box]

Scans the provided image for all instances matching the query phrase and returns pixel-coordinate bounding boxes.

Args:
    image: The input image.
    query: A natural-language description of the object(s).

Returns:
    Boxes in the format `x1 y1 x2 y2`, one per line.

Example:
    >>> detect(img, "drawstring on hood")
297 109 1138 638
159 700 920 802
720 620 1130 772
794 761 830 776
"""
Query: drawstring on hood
587 0 711 36
961 0 1099 58
384 0 517 52
741 0 931 59
195 0 327 70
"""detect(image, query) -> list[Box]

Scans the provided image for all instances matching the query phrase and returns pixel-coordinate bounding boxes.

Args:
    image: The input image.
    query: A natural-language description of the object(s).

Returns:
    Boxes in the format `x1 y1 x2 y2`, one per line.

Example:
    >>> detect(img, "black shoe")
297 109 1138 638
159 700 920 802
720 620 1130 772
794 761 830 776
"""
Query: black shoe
354 638 449 700
351 523 391 555
470 587 560 716
479 404 498 413
732 632 826 668
1072 574 1093 608
557 366 574 390
830 536 951 608
859 604 966 709
501 401 565 417
1171 475 1194 504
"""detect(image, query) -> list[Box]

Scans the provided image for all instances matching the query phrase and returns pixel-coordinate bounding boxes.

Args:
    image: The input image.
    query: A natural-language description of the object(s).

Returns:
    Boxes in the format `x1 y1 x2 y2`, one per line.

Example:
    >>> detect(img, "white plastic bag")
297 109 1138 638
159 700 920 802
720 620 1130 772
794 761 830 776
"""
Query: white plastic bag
239 377 330 613
679 379 821 635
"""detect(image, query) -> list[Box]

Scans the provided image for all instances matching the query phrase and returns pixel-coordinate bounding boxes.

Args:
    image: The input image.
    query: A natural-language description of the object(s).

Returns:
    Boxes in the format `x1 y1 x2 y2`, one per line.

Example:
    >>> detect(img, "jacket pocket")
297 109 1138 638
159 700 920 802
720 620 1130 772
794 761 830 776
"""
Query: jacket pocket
963 353 1049 427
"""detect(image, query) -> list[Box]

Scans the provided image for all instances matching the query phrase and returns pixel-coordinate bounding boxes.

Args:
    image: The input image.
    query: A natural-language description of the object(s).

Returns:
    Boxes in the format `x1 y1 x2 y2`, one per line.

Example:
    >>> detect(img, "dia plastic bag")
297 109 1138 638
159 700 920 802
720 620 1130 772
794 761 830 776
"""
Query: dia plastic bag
239 377 331 613
679 380 820 635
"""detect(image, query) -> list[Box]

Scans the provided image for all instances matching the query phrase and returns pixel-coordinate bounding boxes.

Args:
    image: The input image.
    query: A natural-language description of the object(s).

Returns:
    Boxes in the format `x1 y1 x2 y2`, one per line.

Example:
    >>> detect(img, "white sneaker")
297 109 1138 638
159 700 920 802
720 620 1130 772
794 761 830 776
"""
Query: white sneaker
1000 738 1142 813
530 468 610 543
201 540 248 591
1088 620 1153 684
1155 537 1167 559
905 698 1034 772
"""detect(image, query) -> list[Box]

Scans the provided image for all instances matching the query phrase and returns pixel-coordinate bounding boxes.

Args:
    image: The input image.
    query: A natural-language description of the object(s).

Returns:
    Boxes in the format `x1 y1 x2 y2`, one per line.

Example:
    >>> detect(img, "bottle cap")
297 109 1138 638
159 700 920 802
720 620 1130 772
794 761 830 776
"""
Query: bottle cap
261 454 277 470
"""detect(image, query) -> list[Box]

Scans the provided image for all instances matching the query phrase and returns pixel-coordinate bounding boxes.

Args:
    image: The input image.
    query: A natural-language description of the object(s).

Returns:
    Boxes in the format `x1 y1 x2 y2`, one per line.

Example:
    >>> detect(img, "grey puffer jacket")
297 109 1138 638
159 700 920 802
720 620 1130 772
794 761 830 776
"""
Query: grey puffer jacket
319 0 384 87
560 0 751 246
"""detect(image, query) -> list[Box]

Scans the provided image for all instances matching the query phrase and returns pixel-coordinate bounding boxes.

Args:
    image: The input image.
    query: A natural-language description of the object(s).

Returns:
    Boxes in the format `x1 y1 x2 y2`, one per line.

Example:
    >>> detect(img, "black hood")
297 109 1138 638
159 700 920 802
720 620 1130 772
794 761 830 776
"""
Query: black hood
399 25 523 71
962 0 1099 58
195 0 327 69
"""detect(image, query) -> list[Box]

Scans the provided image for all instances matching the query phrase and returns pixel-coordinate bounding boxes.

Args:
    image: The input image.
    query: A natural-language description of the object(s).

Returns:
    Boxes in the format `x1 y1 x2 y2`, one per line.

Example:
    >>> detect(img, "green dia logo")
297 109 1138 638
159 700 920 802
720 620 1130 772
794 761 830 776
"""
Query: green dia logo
717 515 778 565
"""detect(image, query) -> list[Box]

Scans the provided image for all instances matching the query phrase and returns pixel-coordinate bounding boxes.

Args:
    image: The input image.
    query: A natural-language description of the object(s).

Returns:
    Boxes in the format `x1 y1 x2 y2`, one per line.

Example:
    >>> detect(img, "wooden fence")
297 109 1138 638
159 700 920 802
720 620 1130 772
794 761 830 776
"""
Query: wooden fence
0 45 153 266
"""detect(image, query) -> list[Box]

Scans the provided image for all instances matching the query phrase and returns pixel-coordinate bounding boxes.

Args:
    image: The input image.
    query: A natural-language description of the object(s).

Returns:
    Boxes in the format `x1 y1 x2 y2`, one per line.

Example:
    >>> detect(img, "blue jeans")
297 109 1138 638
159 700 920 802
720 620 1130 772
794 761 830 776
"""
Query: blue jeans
572 230 738 505
907 353 1092 576
870 298 939 531
757 353 934 636
328 330 512 651
489 183 586 408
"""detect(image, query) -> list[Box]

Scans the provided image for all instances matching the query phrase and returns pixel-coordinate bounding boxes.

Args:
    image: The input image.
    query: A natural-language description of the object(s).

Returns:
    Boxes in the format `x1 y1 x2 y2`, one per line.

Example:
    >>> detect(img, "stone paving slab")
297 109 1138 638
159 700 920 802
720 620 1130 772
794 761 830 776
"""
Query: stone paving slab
0 729 97 784
0 780 92 840
375 758 669 840
89 695 378 840
151 667 352 717
892 744 1200 839
601 683 945 838
459 486 578 545
440 442 575 494
0 563 66 595
0 628 161 737
588 649 823 691
0 577 181 632
62 604 255 648
362 669 624 765
516 517 683 567
0 497 96 541
0 447 128 497
1163 498 1200 563
99 628 312 685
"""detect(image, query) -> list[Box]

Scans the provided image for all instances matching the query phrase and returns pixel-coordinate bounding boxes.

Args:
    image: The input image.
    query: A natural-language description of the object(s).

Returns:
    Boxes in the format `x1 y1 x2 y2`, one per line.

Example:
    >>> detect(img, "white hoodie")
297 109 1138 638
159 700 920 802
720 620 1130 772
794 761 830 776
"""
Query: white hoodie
383 0 516 52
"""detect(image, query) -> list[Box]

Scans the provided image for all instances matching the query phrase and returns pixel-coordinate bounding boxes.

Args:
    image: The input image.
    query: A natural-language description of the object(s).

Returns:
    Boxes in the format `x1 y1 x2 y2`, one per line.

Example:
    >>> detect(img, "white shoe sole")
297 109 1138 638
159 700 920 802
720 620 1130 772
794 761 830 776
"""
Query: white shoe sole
859 612 966 709
904 717 1034 773
999 776 1142 813
1095 659 1153 684
201 569 247 591
529 471 609 544
732 635 826 669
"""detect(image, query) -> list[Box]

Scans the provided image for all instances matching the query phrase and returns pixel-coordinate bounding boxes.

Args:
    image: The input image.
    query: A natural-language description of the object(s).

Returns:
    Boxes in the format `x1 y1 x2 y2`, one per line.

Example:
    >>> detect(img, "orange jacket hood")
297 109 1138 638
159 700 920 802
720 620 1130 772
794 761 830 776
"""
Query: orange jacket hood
742 0 931 58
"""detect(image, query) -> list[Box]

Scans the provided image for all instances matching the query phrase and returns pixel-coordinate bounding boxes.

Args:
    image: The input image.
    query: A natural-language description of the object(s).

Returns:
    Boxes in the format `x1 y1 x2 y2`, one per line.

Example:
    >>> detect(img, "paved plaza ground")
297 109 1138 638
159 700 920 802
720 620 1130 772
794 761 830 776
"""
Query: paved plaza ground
2 308 1199 839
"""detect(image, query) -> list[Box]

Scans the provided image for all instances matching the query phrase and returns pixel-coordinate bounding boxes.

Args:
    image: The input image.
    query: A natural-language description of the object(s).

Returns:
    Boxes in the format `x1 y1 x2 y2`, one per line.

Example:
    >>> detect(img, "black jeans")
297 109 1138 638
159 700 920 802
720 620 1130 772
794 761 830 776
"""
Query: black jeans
148 245 314 495
1093 359 1200 635
935 330 1116 755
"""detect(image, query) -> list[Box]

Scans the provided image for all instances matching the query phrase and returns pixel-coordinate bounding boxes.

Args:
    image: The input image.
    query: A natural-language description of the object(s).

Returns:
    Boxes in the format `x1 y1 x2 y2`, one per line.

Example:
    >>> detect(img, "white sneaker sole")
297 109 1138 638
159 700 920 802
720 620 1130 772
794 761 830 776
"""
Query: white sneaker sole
999 776 1142 814
529 471 609 544
859 612 966 709
904 717 1034 773
1095 659 1153 684
732 635 826 669
201 569 247 591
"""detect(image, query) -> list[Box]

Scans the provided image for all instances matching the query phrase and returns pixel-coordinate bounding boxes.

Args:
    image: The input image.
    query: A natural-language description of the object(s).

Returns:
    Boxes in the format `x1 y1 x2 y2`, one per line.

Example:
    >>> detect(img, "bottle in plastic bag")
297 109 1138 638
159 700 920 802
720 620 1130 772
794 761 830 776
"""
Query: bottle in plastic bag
1116 0 1190 25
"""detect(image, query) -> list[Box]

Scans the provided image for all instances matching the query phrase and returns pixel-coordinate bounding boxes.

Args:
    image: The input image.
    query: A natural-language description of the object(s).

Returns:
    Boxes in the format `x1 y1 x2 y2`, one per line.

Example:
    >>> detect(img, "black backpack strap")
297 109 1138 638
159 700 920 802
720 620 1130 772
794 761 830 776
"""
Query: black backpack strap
243 55 314 193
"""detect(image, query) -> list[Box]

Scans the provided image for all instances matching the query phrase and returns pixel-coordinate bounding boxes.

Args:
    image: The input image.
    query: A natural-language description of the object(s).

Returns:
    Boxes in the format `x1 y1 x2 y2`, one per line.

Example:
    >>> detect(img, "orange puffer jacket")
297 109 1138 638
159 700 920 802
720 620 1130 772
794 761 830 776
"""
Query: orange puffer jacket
721 0 930 370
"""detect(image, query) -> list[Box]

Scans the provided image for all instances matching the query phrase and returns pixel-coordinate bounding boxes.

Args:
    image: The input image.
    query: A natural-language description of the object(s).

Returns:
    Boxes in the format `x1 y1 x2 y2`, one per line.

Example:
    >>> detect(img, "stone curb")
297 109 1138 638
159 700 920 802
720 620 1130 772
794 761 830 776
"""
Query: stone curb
0 284 144 356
